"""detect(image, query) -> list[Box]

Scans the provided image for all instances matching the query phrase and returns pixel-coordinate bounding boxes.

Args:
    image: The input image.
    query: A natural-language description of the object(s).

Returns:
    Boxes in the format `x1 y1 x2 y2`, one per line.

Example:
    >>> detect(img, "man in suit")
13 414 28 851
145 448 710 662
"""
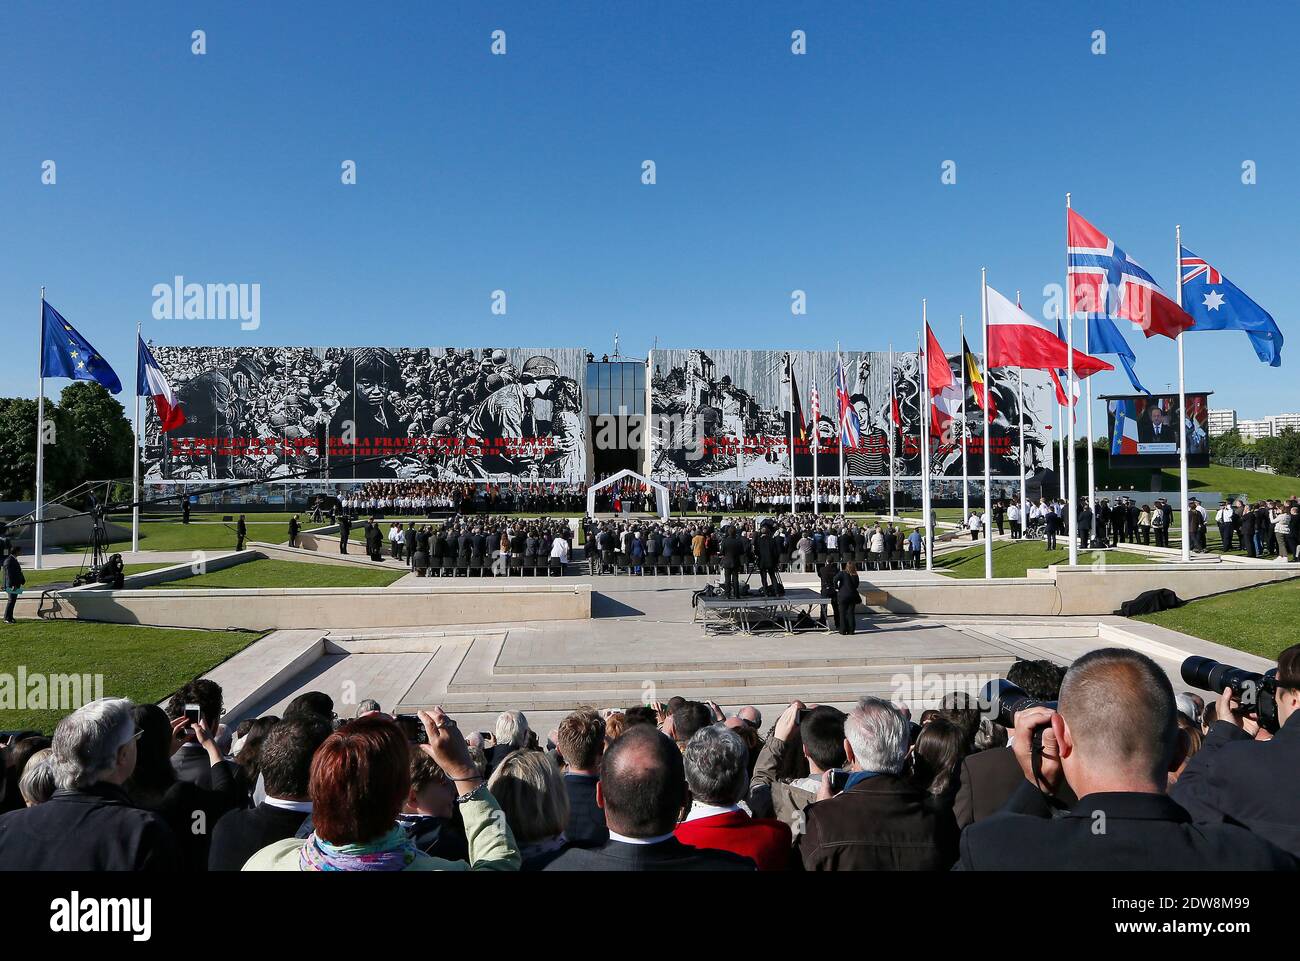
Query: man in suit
235 514 248 550
798 697 958 870
1043 503 1059 550
719 525 745 599
338 514 351 554
552 708 608 846
1139 404 1175 444
956 648 1296 870
287 514 300 548
541 725 754 871
208 714 332 870
1171 643 1300 858
403 522 417 567
675 724 791 870
755 522 783 597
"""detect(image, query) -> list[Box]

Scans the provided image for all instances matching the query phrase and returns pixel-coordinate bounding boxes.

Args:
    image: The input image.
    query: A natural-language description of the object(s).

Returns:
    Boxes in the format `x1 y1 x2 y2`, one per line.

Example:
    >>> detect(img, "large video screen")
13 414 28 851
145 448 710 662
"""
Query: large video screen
142 345 587 483
1105 392 1211 469
648 348 1058 481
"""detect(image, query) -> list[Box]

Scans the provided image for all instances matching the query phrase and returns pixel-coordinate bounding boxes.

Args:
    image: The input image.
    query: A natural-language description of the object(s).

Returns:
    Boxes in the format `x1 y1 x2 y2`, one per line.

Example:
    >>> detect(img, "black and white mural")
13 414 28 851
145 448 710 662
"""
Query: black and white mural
142 346 587 482
648 348 1057 481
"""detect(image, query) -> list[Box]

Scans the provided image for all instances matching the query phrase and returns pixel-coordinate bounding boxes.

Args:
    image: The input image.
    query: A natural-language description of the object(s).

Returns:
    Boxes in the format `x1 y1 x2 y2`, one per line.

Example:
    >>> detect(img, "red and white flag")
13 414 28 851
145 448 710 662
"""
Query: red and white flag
925 323 961 440
136 336 185 432
986 285 1112 376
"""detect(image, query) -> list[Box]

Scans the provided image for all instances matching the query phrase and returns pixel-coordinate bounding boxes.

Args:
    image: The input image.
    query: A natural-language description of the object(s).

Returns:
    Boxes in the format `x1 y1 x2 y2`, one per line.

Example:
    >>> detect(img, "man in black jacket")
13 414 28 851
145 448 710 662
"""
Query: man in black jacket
1171 643 1300 858
555 709 608 846
719 526 745 599
287 514 300 548
956 648 1296 870
338 514 351 554
208 714 332 870
0 698 177 870
3 544 24 624
236 514 248 550
755 523 783 597
541 726 753 871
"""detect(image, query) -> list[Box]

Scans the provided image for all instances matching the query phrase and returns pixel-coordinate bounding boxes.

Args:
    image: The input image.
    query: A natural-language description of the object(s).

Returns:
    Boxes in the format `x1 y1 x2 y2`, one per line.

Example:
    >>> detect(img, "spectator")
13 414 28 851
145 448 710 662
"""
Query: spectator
1 735 52 813
798 697 957 870
956 648 1296 870
488 749 570 869
356 699 382 717
603 712 627 744
125 704 243 871
749 702 846 834
1171 643 1300 858
399 750 468 863
907 717 964 803
0 698 178 870
284 691 336 722
208 713 333 871
555 709 608 845
675 725 791 870
488 710 530 773
18 748 55 806
542 726 754 871
243 710 520 871
1168 713 1204 788
166 678 234 789
669 700 714 748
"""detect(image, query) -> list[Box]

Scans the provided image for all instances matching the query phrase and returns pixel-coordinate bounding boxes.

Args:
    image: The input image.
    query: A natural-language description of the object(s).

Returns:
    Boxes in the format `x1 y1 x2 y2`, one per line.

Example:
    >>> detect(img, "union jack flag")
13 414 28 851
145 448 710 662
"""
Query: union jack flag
835 360 861 450
1180 254 1221 285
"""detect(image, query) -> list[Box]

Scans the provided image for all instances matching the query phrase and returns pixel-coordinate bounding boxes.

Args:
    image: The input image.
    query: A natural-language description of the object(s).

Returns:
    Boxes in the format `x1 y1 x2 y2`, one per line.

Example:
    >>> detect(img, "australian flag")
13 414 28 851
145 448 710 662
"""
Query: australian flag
1180 246 1283 367
40 301 123 393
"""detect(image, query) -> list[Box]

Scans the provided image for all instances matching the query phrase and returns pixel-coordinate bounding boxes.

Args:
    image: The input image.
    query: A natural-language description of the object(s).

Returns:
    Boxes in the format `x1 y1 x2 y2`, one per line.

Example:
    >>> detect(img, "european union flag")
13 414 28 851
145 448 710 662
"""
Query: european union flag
40 301 122 393
1180 246 1283 367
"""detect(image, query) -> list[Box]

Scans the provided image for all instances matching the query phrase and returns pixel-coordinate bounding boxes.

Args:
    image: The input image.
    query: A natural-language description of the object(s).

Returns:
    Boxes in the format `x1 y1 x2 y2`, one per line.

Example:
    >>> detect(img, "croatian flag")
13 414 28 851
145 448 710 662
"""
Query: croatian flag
1068 208 1195 340
137 336 185 432
1110 398 1140 455
835 360 861 450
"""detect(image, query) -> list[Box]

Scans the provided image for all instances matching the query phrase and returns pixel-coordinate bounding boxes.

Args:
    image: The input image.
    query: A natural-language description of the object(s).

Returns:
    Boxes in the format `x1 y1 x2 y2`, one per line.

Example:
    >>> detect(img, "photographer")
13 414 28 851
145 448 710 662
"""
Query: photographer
955 648 1295 870
1171 643 1300 858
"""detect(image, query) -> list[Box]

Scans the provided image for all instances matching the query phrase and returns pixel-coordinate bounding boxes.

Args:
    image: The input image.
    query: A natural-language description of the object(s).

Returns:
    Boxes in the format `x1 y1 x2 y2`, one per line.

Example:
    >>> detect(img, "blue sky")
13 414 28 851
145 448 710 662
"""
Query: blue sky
2 0 1295 424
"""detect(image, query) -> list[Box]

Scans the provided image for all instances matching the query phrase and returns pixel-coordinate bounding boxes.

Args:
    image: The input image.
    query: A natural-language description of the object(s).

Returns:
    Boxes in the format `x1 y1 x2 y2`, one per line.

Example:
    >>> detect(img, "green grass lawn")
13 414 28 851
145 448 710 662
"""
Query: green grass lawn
0 621 262 733
1130 577 1300 661
19 563 170 590
155 558 407 589
1082 461 1300 504
936 540 1155 578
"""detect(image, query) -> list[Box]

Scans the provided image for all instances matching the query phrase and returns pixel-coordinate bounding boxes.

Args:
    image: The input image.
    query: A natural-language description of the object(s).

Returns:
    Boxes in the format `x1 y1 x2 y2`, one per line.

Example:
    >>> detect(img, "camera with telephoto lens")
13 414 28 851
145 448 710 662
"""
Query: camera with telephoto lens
1180 656 1280 734
980 679 1058 729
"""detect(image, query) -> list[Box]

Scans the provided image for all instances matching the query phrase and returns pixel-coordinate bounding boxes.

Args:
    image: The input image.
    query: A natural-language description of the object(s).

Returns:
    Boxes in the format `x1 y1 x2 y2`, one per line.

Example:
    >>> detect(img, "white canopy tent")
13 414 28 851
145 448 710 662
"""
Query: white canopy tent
586 469 670 521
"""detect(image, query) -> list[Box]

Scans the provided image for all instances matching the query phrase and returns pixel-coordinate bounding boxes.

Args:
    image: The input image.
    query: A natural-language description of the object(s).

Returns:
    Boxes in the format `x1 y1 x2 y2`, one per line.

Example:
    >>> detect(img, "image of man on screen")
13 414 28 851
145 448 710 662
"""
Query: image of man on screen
1139 403 1176 446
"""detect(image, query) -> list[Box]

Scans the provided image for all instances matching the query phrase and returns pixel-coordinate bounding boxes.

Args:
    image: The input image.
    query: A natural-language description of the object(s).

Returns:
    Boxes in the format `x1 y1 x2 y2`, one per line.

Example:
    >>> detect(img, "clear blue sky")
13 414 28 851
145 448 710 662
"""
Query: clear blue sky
2 0 1294 424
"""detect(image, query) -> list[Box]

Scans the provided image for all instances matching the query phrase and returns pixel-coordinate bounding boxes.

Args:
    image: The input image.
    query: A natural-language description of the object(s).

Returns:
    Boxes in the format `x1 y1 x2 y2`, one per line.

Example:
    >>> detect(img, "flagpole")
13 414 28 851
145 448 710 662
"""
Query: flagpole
787 355 795 516
837 347 845 516
959 313 968 525
1015 291 1027 527
812 365 820 516
981 270 993 579
132 324 142 553
888 343 896 519
920 301 933 571
1074 197 1097 549
34 287 46 570
1066 194 1079 565
1176 224 1191 562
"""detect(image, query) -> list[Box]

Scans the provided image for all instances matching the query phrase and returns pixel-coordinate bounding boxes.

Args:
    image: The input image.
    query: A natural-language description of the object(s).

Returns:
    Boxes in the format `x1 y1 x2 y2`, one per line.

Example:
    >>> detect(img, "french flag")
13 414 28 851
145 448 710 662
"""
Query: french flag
137 336 185 432
1109 398 1140 455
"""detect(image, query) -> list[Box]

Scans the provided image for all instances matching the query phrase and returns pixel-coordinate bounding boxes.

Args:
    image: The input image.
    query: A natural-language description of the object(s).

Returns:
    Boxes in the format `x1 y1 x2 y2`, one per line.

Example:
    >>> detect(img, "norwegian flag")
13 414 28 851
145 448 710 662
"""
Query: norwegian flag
835 360 860 450
1068 208 1195 340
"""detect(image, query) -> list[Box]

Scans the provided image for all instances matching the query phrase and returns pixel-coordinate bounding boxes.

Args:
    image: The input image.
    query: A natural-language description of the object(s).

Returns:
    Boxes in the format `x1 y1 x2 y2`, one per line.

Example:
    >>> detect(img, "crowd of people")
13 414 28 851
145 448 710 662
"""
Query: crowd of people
2 643 1295 871
332 514 576 576
331 480 588 517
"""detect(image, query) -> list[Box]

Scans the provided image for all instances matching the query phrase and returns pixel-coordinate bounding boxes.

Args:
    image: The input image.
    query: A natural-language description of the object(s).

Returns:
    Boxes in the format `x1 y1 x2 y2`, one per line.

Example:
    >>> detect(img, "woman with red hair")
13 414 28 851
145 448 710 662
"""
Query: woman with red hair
243 708 519 871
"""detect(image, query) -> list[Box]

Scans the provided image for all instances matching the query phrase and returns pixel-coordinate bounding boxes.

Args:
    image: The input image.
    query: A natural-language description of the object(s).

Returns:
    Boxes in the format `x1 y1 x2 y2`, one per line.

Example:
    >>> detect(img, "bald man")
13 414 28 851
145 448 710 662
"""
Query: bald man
540 726 754 871
956 648 1296 870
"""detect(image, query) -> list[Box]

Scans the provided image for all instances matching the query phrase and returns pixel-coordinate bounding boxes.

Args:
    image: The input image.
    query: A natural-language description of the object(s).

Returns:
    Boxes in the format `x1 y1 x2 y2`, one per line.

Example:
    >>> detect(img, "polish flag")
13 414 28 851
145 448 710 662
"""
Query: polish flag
137 336 185 432
986 284 1112 377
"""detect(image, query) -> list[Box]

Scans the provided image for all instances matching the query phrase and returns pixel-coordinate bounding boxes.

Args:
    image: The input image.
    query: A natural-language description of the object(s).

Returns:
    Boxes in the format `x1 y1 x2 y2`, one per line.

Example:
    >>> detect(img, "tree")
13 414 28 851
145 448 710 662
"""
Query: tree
58 382 134 484
0 397 89 501
1257 429 1300 478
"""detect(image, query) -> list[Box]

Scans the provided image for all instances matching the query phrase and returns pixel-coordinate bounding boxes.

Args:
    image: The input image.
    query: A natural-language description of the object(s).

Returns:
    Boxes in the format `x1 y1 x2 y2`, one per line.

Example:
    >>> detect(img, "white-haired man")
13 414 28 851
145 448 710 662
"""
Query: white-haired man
797 696 957 871
0 698 177 870
486 709 531 774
